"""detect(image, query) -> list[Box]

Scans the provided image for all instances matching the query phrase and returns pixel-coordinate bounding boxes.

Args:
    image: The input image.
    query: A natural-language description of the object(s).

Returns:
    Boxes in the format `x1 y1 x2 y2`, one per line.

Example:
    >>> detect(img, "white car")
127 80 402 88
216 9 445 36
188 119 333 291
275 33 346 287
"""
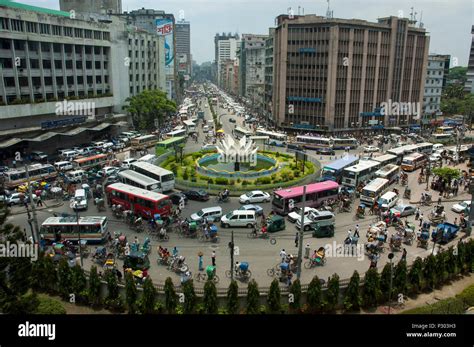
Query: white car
6 193 29 206
239 190 271 204
364 146 379 153
451 201 471 213
287 207 318 223
429 153 442 162
121 158 137 169
99 166 118 177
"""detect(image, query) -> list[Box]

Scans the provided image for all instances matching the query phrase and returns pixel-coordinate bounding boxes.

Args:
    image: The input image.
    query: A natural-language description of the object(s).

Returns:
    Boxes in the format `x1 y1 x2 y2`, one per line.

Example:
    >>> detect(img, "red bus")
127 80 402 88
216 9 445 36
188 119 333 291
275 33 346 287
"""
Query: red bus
272 181 339 215
105 183 172 218
72 154 107 170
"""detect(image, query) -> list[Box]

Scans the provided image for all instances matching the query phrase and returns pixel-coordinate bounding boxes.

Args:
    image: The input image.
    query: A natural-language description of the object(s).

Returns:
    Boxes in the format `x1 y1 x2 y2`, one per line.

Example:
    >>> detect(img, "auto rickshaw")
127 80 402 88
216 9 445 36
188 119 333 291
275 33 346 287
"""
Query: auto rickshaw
311 224 335 238
404 187 411 199
123 250 150 271
266 215 286 233
354 203 366 220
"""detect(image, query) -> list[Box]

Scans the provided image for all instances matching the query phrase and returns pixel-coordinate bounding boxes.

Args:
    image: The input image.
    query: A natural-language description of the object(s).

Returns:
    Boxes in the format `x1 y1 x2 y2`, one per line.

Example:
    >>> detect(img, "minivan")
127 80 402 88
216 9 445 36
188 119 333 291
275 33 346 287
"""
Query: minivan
378 191 399 210
190 206 222 223
220 210 256 228
433 144 444 151
138 154 157 164
296 210 335 231
61 150 79 160
71 189 88 211
121 158 137 169
66 170 86 183
54 161 74 172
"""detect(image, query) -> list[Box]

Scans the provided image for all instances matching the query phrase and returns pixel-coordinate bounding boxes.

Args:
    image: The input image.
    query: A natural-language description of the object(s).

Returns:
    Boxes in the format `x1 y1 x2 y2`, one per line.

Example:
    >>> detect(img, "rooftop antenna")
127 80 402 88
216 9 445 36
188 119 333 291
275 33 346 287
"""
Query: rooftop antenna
419 11 424 28
302 7 304 15
409 7 417 23
326 0 333 19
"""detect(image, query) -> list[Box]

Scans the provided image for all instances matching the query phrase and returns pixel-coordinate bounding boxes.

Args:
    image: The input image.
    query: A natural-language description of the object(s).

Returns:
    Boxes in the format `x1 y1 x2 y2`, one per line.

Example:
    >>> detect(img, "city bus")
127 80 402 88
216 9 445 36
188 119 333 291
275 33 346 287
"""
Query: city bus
436 126 455 135
234 126 253 139
271 180 339 215
130 161 175 192
401 153 428 172
387 144 418 164
4 164 57 189
255 129 288 147
414 142 434 155
341 160 381 188
118 170 162 193
375 164 400 184
72 154 108 170
360 178 390 206
155 136 186 151
431 133 453 142
130 134 159 151
249 136 270 146
165 129 187 138
320 155 359 183
372 154 398 167
332 137 359 150
183 119 196 133
294 135 333 150
106 183 172 218
40 216 108 244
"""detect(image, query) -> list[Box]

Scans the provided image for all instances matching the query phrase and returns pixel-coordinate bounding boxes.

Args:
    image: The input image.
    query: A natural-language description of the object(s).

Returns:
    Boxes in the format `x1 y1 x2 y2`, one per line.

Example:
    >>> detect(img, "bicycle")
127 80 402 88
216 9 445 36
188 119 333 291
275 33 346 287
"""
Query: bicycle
194 271 219 283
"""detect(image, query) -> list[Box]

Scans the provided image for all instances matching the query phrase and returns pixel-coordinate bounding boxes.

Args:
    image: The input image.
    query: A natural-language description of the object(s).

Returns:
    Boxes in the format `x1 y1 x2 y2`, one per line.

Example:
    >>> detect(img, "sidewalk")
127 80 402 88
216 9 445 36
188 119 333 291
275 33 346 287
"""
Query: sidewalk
9 200 64 215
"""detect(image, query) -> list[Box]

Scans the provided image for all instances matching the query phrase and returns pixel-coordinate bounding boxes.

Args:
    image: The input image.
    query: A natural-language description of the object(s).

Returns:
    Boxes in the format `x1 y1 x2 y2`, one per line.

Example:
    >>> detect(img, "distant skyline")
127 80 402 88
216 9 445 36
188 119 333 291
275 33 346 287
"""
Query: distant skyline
18 0 473 65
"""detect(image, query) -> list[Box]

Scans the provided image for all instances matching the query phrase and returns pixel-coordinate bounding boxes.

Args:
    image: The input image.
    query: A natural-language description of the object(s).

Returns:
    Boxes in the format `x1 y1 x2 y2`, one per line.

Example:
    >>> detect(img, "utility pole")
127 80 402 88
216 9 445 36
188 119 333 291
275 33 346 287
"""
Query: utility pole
296 185 307 280
75 208 84 267
229 229 234 281
25 163 40 243
387 253 394 314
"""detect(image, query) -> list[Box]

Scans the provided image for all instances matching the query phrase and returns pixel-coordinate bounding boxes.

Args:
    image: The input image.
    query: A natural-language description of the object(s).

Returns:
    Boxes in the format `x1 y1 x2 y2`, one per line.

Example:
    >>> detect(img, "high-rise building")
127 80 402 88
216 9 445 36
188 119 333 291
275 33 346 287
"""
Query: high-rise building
272 14 429 132
465 25 474 94
423 54 450 119
214 33 239 86
238 34 267 113
264 28 275 125
120 8 179 101
59 0 122 14
175 20 191 78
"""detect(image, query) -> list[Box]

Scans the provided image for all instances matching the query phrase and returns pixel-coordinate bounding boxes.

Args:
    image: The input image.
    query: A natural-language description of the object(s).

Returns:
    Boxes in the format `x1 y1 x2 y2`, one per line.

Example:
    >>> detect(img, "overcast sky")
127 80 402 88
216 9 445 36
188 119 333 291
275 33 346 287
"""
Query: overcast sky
20 0 473 65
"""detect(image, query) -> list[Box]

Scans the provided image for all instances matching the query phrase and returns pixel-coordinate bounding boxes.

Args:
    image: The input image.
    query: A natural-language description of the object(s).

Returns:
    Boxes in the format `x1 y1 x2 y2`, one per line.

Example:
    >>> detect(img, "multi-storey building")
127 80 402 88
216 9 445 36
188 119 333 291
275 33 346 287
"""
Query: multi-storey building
423 54 450 119
465 25 474 94
214 32 239 86
238 34 267 114
59 0 122 15
120 8 178 101
264 28 275 125
272 15 429 132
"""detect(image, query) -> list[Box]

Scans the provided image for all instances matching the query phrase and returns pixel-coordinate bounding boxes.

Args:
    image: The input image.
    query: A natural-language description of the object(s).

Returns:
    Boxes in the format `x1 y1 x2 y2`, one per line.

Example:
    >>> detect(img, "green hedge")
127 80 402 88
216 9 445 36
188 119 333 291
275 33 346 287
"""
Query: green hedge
35 296 67 314
456 284 474 308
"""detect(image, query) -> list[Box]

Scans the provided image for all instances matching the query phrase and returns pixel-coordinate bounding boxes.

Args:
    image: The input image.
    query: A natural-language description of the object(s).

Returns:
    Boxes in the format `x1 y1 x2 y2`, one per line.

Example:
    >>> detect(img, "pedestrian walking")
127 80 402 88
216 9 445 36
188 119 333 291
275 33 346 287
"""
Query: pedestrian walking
172 246 178 257
401 248 407 262
454 217 458 226
354 225 360 238
280 249 287 263
198 251 204 271
304 244 310 259
294 232 299 247
415 207 420 221
36 197 43 207
419 214 424 227
211 250 216 266
438 196 442 205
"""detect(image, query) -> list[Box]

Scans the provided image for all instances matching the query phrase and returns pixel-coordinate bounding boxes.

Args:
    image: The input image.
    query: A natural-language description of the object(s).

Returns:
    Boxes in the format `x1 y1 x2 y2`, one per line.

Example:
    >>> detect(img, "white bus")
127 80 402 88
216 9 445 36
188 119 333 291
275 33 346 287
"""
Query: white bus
414 142 433 155
332 137 359 150
118 170 162 193
137 154 157 164
341 160 381 188
294 135 333 150
234 126 253 139
255 129 288 147
436 126 455 134
401 153 427 172
360 178 390 206
130 161 175 192
183 119 196 133
130 134 159 150
372 154 398 167
431 133 453 142
165 129 187 138
4 164 57 189
387 144 418 164
40 216 108 244
249 136 270 146
375 164 400 184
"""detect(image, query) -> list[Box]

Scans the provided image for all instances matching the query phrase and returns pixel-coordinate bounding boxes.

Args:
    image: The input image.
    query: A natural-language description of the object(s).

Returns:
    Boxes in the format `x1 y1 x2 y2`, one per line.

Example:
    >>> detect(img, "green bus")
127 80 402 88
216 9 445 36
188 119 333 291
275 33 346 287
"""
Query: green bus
155 136 186 154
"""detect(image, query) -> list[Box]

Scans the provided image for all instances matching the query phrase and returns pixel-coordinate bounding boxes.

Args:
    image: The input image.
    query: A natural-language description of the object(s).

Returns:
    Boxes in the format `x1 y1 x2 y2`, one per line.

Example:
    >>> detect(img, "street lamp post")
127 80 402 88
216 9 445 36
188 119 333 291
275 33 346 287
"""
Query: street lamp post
74 208 84 267
387 252 394 314
229 230 234 282
296 185 307 280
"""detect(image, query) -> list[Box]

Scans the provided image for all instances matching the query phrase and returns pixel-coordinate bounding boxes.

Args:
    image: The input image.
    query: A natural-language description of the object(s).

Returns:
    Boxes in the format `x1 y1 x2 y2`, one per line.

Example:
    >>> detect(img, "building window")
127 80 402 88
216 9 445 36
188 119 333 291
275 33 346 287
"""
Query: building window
0 18 9 30
65 60 72 69
64 27 73 36
76 61 83 69
40 23 50 35
103 32 110 40
11 19 23 32
67 76 74 85
84 29 92 39
26 22 37 33
30 59 39 69
56 77 64 86
94 31 101 39
52 25 61 36
74 28 83 38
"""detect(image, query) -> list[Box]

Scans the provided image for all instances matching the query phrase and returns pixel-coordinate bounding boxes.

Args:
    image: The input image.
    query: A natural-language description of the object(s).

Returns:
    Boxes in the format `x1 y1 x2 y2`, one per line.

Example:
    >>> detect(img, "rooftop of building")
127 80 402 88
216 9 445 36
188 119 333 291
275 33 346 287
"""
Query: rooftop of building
0 0 70 17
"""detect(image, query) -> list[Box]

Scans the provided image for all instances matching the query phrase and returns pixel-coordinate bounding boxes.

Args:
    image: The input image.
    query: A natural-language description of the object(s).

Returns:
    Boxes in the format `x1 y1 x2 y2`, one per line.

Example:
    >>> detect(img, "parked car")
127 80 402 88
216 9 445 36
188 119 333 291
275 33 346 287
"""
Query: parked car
390 204 416 217
112 142 125 151
316 148 335 155
183 189 210 201
239 190 271 204
296 210 335 231
287 207 318 223
238 204 263 216
169 192 188 205
121 158 137 169
451 201 471 214
6 193 29 206
30 151 48 162
98 166 118 178
364 146 379 153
